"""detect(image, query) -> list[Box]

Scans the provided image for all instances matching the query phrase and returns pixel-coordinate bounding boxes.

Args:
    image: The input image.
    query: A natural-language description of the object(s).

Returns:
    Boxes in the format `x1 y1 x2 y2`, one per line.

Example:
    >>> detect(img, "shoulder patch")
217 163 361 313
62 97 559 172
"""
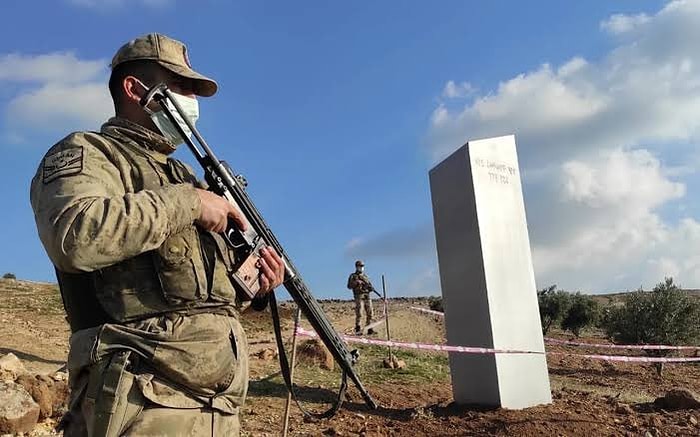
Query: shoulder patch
43 147 84 183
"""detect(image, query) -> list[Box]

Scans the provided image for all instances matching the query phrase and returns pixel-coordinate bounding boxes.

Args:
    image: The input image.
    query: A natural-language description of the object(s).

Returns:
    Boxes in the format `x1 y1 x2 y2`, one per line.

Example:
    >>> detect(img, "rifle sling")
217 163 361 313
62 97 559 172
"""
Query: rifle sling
269 292 348 419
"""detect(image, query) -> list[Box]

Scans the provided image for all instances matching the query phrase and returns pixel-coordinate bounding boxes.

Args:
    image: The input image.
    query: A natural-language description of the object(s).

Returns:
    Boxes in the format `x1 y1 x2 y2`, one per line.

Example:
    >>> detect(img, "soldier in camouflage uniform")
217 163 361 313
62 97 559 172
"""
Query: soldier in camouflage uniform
346 260 375 335
29 33 285 436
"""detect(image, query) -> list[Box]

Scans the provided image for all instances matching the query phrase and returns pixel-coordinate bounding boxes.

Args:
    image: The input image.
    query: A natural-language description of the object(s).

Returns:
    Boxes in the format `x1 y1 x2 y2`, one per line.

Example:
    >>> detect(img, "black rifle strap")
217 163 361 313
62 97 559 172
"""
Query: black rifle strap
269 292 348 419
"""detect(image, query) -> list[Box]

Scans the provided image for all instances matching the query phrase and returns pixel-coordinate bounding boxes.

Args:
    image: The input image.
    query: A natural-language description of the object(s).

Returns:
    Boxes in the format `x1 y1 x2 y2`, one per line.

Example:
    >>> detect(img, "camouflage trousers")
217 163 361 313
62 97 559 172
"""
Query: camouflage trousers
63 395 240 437
61 356 241 437
61 314 248 437
354 292 373 328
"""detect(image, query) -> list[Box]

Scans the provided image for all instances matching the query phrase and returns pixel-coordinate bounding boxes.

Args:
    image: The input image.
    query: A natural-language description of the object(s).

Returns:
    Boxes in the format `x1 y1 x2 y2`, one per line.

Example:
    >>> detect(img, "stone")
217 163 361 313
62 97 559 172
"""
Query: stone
650 416 663 428
51 372 67 382
298 339 335 371
0 353 27 378
15 375 52 420
429 135 551 409
303 415 320 423
256 348 276 361
14 374 69 420
653 389 700 411
382 355 405 370
615 403 634 415
0 381 40 434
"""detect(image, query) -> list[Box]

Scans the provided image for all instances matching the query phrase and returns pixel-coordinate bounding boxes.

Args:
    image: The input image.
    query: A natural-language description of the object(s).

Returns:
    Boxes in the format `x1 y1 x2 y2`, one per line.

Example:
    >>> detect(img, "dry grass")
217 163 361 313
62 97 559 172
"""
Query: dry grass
550 377 655 404
0 278 63 315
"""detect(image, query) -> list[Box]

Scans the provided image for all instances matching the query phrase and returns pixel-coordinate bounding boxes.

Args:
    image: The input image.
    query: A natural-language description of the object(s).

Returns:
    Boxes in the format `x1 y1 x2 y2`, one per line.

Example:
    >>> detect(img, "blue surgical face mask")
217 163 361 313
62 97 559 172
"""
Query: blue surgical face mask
138 80 199 146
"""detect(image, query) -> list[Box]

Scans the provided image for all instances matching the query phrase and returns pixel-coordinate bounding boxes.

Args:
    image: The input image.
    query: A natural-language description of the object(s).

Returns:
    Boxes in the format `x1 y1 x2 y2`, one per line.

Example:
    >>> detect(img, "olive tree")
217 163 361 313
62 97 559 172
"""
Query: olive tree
537 285 572 335
561 292 599 337
601 277 700 375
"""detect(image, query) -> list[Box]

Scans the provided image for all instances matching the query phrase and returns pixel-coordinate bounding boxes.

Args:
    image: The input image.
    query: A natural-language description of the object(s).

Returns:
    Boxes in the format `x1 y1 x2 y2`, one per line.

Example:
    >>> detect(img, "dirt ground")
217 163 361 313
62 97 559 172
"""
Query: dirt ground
1 278 699 436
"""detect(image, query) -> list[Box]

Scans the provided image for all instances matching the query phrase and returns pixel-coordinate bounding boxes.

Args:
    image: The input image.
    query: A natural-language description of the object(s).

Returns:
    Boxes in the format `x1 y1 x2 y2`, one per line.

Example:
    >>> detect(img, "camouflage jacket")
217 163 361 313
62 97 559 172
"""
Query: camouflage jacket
30 117 248 412
347 272 373 294
30 117 200 274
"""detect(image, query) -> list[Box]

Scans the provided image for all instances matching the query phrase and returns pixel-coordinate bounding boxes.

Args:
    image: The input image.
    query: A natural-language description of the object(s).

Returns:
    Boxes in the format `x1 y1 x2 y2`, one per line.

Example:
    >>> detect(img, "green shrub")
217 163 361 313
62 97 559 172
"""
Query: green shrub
601 277 700 375
561 292 599 337
2 272 16 280
537 285 572 335
428 296 443 313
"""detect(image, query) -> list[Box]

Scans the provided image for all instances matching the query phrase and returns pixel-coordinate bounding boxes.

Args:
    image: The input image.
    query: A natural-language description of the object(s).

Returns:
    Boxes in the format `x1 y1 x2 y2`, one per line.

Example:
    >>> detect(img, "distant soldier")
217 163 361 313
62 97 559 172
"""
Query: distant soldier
347 260 375 335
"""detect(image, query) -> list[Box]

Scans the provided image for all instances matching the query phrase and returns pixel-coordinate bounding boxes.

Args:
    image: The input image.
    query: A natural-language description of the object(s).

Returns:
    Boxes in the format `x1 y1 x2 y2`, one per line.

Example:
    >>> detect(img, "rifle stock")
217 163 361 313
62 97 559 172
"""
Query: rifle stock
140 84 378 413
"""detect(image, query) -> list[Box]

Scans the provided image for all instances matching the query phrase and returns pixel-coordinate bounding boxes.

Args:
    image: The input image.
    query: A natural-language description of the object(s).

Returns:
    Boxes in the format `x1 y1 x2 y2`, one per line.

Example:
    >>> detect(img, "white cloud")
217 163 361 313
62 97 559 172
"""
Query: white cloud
560 148 684 211
6 82 112 132
442 80 474 99
428 1 700 167
534 212 700 292
0 52 105 84
428 0 700 292
345 237 364 251
600 13 650 35
557 57 587 77
531 148 685 289
647 218 700 286
0 52 112 134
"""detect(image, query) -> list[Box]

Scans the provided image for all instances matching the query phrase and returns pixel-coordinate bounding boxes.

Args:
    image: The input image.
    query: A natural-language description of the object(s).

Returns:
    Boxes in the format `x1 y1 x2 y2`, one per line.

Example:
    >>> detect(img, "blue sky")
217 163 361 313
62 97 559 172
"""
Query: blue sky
4 0 698 298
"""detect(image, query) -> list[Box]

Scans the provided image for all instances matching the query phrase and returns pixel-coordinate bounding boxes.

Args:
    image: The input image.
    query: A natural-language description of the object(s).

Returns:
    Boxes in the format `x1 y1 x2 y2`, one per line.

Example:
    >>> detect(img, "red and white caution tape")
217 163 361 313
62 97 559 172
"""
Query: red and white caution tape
296 327 543 355
543 337 700 351
409 306 445 317
296 328 700 363
546 352 700 363
409 306 700 351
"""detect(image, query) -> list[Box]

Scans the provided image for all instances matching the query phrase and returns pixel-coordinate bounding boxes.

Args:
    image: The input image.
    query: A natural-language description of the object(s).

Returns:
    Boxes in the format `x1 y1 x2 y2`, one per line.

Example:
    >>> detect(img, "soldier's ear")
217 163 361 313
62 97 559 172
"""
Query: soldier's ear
122 76 146 105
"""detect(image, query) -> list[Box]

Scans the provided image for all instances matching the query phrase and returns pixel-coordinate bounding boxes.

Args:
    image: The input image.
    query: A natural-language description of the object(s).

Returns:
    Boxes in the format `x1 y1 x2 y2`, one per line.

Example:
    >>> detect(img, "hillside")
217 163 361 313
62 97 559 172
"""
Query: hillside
1 277 699 436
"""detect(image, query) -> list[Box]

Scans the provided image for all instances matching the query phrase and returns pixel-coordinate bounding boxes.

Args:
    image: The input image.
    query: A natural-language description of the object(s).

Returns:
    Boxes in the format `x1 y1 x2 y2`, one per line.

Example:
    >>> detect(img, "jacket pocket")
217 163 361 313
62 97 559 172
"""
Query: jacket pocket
155 225 208 304
148 313 239 395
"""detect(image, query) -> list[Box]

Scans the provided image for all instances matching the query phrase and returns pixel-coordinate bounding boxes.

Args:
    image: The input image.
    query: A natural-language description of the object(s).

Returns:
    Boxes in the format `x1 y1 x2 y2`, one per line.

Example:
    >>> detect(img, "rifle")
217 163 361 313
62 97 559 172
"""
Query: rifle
366 284 383 299
355 274 383 298
364 283 383 299
140 84 377 416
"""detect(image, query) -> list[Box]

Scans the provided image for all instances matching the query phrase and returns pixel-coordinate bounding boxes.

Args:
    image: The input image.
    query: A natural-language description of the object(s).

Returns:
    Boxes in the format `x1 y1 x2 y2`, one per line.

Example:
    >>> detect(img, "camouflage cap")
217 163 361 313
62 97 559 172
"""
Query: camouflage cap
110 33 218 97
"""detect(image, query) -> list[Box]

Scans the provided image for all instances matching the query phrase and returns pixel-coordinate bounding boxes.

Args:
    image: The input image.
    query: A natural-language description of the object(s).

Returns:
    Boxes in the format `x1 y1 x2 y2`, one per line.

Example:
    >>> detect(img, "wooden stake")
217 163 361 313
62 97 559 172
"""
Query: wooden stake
382 274 393 360
282 308 302 437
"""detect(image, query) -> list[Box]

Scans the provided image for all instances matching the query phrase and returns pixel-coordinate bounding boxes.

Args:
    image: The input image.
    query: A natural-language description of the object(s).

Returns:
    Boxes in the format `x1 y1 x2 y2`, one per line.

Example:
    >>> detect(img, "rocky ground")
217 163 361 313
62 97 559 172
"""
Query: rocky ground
1 278 699 436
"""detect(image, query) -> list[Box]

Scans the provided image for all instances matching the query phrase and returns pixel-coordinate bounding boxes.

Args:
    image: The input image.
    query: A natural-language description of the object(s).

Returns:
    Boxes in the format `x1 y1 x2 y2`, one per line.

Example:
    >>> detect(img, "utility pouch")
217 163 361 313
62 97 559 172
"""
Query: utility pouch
89 351 145 437
155 225 208 304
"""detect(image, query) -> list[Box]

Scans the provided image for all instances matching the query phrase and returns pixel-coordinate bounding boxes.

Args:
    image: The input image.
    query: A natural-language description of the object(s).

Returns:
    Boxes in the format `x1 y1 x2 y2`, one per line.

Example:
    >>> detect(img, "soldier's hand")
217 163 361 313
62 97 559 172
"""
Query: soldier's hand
258 246 285 294
195 189 248 233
